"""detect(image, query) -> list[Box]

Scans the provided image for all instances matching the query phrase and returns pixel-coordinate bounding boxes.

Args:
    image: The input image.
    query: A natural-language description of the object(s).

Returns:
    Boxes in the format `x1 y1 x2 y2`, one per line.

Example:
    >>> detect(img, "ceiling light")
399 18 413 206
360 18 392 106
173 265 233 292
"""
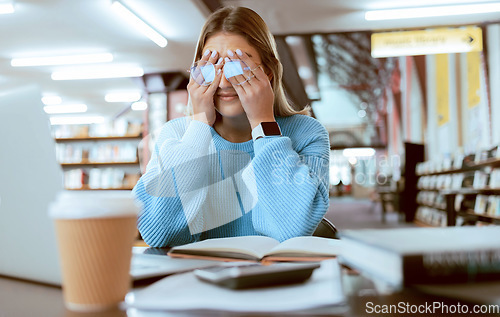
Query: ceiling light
298 66 312 80
44 104 88 114
0 2 14 14
131 101 148 111
357 110 367 118
50 116 106 125
343 148 376 157
51 67 144 80
41 95 62 105
111 1 168 48
11 53 113 67
365 2 500 20
105 92 142 102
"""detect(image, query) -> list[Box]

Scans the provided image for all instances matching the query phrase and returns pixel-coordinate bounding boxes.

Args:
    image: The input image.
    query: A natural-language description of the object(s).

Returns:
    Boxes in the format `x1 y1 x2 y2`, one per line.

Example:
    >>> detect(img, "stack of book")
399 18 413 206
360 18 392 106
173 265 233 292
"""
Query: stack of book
339 226 500 290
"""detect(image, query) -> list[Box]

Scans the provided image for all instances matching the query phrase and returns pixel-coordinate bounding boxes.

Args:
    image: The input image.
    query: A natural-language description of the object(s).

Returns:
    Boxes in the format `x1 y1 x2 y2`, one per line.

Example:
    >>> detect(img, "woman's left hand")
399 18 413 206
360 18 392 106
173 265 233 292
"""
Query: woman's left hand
226 49 275 129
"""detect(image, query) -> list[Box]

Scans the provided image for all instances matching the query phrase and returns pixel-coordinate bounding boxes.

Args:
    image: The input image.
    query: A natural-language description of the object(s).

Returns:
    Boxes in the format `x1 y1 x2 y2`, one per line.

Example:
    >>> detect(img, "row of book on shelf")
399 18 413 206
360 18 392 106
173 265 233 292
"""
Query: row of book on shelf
416 144 499 175
459 194 500 218
415 206 450 227
417 191 500 217
64 168 141 190
416 201 500 228
56 143 138 164
417 169 500 190
52 119 143 139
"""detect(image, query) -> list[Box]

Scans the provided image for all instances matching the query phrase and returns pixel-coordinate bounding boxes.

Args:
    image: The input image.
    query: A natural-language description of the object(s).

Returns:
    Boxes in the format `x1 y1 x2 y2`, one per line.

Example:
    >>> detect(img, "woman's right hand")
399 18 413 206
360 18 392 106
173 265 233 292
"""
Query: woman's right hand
187 49 222 126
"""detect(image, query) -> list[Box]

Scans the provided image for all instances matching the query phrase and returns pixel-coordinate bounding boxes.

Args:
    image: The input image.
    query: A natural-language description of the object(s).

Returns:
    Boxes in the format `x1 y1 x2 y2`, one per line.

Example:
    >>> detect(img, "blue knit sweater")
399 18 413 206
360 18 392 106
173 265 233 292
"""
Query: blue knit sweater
133 114 330 247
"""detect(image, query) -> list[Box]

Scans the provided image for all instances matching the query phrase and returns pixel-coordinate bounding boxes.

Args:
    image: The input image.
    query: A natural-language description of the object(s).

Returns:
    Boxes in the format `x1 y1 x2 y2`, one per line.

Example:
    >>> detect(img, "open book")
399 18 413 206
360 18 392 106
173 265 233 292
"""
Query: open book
167 236 342 263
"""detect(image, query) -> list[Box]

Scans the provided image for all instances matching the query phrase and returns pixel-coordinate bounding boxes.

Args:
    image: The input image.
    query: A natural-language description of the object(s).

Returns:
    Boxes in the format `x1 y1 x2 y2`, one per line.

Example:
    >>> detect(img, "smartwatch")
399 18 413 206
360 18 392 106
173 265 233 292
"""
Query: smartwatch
251 122 282 141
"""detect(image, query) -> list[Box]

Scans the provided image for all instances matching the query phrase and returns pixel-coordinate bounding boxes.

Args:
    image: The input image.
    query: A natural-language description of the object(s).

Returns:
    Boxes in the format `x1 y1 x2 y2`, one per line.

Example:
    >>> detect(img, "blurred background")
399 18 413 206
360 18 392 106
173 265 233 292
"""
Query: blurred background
1 0 499 232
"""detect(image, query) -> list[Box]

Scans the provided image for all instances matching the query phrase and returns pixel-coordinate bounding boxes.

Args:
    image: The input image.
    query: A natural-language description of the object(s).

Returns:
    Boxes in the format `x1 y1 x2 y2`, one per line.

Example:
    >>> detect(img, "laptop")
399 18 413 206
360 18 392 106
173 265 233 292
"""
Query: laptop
0 86 218 286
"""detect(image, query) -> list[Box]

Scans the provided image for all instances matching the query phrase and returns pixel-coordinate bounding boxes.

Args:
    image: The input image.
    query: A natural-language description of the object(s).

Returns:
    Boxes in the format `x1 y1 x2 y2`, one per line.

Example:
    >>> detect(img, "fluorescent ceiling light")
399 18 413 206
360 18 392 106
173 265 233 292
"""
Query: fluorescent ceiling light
44 104 88 114
11 53 113 67
51 67 144 80
41 95 62 105
105 92 142 102
343 148 376 157
365 2 500 20
0 3 14 14
131 101 148 111
111 1 168 48
50 116 106 125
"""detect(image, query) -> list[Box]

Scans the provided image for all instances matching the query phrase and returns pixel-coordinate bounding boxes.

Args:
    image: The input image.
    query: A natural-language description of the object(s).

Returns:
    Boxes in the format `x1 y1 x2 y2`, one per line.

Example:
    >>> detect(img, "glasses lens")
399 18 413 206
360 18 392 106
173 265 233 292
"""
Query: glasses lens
190 61 215 86
224 60 252 85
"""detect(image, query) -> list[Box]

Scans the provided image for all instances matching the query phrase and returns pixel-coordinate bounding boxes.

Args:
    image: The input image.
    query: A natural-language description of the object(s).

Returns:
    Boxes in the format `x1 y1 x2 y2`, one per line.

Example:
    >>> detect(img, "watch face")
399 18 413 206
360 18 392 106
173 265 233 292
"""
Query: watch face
261 122 281 136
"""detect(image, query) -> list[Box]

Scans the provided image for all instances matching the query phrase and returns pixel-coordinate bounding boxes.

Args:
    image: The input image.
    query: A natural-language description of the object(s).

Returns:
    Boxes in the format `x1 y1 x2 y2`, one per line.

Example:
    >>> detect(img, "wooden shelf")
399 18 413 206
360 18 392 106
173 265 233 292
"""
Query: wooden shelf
441 187 500 196
55 134 142 142
417 203 446 211
61 160 139 167
417 168 467 176
413 219 436 227
417 158 500 176
472 157 500 169
456 210 500 224
66 185 135 191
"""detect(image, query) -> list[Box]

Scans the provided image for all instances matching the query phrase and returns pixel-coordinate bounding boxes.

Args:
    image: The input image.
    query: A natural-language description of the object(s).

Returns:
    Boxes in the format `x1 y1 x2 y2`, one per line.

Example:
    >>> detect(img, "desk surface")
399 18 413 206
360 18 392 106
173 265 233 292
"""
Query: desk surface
2 267 499 317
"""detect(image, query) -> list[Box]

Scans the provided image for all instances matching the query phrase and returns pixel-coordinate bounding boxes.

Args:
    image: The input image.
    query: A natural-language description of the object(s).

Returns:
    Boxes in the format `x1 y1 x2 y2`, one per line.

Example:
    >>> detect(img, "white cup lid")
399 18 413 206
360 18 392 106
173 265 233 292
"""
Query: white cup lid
49 190 142 219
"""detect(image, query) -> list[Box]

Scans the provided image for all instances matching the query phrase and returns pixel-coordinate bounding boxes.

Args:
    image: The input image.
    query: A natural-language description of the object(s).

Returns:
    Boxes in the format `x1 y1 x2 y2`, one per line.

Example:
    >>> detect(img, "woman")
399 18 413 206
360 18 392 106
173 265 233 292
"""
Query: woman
133 6 330 247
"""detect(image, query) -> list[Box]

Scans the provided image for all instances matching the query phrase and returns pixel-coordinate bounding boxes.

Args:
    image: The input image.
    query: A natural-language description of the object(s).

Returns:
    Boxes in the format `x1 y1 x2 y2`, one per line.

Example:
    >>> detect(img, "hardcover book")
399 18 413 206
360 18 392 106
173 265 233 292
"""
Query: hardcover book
474 195 488 214
338 227 500 289
168 236 341 263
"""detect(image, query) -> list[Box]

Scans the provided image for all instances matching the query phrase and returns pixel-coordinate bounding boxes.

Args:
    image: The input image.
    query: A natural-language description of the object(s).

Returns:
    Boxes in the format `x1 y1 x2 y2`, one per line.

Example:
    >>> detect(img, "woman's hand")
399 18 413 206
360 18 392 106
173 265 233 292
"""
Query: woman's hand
187 49 223 126
226 49 275 129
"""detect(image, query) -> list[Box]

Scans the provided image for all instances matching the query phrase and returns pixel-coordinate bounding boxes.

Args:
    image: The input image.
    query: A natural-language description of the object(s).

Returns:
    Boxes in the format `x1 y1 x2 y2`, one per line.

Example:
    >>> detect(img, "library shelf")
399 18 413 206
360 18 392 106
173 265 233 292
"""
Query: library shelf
56 134 142 191
415 154 500 227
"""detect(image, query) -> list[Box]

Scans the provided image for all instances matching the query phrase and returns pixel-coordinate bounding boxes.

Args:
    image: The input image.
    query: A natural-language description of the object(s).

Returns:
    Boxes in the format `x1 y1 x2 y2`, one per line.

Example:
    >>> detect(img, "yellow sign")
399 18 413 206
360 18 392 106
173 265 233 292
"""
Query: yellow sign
436 54 449 127
467 52 481 108
371 26 482 58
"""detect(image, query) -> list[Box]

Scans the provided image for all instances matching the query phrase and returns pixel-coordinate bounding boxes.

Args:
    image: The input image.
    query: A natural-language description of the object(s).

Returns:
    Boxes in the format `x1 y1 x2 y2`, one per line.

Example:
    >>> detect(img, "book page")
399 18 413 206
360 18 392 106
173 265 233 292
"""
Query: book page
265 236 342 257
126 259 345 312
170 236 280 260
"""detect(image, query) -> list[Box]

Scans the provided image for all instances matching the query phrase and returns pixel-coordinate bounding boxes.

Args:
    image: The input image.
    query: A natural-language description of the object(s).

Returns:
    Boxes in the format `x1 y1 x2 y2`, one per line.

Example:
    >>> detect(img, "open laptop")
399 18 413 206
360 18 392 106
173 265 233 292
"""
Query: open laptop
0 86 218 286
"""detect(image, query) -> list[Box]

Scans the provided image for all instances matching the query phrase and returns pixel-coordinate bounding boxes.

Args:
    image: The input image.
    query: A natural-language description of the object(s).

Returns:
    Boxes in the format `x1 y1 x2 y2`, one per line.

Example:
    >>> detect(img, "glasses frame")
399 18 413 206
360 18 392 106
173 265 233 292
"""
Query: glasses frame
187 59 261 86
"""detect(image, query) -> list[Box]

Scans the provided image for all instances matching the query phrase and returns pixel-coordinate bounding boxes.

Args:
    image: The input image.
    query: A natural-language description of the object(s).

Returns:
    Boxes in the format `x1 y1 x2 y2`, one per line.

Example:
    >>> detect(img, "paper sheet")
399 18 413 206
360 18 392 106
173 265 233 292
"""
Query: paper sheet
125 259 345 313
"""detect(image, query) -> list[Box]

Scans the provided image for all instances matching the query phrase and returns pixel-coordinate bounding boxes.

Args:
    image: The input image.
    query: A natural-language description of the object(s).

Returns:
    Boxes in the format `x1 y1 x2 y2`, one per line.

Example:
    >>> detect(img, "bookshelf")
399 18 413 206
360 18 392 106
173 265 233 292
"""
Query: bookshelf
415 147 500 227
55 134 143 191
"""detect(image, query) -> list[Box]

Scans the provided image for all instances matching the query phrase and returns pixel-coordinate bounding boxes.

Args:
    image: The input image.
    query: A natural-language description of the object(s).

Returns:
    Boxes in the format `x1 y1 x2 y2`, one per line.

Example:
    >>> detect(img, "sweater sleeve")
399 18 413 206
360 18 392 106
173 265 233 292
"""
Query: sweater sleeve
133 119 215 247
243 118 330 241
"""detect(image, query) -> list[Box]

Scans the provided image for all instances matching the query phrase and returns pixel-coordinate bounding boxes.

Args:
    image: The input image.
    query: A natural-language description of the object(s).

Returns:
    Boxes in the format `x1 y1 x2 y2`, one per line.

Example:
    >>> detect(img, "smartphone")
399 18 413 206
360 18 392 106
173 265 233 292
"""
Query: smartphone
193 262 320 289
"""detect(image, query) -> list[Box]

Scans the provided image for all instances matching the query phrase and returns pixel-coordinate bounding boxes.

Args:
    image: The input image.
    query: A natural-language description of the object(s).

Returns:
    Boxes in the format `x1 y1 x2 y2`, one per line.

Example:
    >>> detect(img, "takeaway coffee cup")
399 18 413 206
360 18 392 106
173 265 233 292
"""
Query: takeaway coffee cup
49 191 141 312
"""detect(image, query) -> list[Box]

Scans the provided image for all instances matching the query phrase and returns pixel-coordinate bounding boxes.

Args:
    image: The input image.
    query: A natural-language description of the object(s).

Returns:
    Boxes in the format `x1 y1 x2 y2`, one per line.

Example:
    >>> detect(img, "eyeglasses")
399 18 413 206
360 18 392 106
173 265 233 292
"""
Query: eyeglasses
188 59 260 86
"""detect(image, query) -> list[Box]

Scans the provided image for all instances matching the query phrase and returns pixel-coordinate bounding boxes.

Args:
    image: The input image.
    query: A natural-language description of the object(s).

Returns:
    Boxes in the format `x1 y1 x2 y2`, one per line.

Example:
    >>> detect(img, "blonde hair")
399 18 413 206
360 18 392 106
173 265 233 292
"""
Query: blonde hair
193 6 309 117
